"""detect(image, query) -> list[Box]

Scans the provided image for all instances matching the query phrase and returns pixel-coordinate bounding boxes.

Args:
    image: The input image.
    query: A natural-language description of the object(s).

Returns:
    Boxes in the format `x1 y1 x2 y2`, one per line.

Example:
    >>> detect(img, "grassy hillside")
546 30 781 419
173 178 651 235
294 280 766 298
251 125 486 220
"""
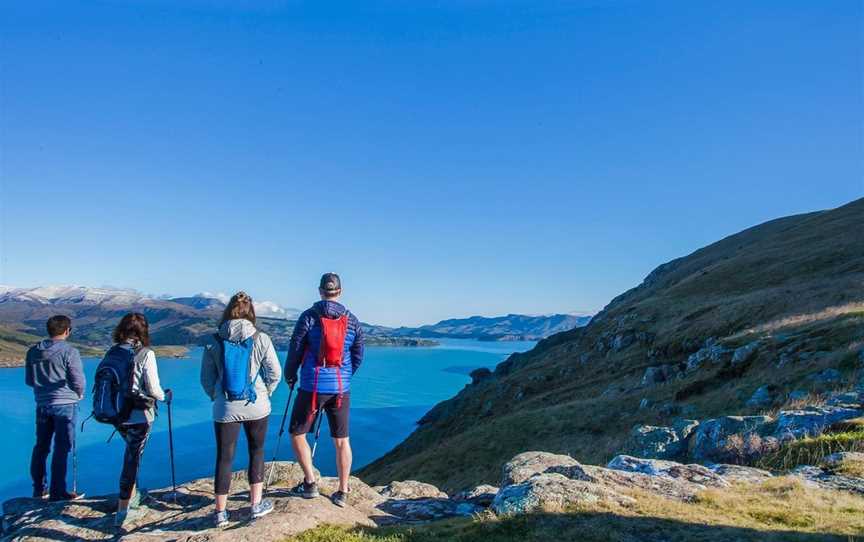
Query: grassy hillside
359 198 864 492
0 325 104 367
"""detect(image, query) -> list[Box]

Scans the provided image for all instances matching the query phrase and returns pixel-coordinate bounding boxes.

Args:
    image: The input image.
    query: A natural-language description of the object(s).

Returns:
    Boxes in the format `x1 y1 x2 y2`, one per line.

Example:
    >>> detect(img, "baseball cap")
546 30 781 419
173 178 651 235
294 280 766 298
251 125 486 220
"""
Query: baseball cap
319 272 342 293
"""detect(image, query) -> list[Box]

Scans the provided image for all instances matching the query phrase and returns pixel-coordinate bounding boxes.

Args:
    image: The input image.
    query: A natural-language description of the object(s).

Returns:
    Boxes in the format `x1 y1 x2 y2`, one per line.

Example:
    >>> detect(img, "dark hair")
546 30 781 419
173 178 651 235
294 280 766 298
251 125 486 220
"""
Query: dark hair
113 312 151 347
221 291 256 325
46 315 72 338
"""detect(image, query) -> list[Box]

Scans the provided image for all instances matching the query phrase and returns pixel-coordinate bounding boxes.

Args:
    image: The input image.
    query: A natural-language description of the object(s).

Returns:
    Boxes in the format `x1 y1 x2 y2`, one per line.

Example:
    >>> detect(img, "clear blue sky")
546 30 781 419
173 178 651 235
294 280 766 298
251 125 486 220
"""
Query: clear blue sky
1 1 861 327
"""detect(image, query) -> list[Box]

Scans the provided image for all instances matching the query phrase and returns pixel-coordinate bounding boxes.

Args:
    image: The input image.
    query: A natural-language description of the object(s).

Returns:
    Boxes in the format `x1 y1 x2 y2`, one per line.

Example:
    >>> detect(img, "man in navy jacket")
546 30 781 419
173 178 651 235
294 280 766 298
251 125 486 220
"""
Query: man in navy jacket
25 315 85 501
284 273 364 508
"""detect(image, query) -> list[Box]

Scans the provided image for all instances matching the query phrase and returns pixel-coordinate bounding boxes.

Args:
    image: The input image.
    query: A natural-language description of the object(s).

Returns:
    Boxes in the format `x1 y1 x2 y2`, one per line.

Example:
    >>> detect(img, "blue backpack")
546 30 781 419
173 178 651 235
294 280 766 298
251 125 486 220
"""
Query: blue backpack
214 332 260 403
91 345 135 426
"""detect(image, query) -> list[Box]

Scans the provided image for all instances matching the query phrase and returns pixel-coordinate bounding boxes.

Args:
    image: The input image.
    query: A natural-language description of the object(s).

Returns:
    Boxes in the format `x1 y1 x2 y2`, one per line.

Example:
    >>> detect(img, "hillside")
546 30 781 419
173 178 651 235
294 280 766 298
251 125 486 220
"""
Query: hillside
359 198 864 492
392 313 592 341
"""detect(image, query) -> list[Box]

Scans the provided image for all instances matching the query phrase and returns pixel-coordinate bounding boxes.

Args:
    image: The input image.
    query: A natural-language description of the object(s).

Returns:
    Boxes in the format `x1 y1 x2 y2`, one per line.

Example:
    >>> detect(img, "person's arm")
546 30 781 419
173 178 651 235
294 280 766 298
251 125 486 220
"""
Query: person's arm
140 350 166 402
24 348 35 388
350 315 365 375
200 343 218 400
285 312 313 387
66 348 86 399
258 334 282 395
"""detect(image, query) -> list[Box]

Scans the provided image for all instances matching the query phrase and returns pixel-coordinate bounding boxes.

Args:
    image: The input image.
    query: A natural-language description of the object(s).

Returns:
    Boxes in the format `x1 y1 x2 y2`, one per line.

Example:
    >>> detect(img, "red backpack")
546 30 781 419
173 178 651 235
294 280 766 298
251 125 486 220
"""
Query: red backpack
308 309 349 417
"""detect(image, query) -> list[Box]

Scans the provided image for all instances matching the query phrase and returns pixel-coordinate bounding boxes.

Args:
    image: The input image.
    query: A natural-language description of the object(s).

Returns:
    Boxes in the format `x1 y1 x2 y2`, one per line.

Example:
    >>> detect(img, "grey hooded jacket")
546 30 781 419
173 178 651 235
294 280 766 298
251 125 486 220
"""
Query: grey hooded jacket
25 339 86 406
200 319 282 423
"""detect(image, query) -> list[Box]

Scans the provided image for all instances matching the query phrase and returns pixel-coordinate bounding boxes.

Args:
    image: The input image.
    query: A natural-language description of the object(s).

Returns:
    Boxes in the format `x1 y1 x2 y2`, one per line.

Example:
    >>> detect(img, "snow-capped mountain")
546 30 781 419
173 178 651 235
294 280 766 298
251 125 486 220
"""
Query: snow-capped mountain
183 292 301 320
0 285 150 306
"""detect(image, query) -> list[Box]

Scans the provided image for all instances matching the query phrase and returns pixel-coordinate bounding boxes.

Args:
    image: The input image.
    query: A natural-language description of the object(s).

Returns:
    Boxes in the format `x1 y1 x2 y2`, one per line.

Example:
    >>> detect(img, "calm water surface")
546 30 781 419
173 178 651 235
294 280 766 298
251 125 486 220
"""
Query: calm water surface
0 338 534 501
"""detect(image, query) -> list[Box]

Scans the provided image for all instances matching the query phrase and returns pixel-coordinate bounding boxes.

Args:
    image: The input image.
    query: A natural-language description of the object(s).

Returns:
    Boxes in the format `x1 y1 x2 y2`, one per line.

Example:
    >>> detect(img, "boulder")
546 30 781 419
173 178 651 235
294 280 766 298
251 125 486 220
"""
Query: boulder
731 342 760 366
686 343 731 371
626 425 684 459
672 419 699 440
453 485 499 507
606 455 730 489
378 497 478 522
707 464 773 484
500 451 590 486
580 465 704 501
788 390 809 402
791 465 864 496
377 480 448 500
641 365 675 386
774 406 862 439
746 385 773 408
491 473 634 515
688 416 773 462
822 451 864 470
826 391 863 407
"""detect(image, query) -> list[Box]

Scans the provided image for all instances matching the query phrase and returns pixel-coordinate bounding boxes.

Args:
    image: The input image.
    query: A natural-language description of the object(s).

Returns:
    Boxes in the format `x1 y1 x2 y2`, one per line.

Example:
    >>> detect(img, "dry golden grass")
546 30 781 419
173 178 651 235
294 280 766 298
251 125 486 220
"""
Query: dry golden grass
287 477 864 542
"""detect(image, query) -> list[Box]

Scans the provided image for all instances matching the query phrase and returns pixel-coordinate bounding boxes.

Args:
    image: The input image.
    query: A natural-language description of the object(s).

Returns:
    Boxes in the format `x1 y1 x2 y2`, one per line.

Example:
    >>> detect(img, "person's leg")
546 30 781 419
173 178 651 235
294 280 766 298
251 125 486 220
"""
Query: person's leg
288 390 317 485
332 438 352 493
118 424 151 511
243 417 268 505
30 406 53 497
49 404 76 498
326 394 351 494
214 421 241 512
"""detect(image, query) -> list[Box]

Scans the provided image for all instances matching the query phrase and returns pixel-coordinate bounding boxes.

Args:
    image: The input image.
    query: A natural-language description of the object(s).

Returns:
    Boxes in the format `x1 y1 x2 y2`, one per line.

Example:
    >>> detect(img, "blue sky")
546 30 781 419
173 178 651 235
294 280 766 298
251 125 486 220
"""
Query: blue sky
1 1 861 327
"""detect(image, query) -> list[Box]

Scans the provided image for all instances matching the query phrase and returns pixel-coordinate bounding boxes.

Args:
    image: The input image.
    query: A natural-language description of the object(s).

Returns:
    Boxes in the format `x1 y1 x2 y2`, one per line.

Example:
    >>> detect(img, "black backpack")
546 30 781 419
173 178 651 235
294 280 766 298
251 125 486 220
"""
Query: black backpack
91 345 154 426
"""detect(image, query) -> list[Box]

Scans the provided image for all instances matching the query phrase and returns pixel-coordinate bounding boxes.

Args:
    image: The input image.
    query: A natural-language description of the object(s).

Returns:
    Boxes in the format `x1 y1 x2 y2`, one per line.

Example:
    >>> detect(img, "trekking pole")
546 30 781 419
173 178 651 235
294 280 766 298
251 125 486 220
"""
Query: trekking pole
166 391 178 503
310 409 325 459
266 385 295 489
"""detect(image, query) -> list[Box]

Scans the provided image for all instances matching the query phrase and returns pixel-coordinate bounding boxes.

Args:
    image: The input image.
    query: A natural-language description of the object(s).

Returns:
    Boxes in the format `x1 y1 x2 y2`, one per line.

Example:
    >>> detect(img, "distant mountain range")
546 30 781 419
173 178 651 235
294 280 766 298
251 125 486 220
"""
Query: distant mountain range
0 286 588 364
387 313 592 341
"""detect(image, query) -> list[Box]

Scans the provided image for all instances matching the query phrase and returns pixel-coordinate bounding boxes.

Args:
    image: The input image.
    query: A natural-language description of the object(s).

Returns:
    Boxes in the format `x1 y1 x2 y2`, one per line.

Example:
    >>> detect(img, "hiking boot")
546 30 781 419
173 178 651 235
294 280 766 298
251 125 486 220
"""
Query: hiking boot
291 480 319 499
213 509 229 528
33 489 49 500
250 499 274 519
49 491 85 502
331 490 348 508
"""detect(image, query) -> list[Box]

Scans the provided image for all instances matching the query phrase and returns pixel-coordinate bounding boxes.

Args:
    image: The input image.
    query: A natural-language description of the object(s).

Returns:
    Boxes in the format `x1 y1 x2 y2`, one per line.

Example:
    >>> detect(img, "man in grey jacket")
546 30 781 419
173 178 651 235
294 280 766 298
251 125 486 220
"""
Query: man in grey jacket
25 315 85 501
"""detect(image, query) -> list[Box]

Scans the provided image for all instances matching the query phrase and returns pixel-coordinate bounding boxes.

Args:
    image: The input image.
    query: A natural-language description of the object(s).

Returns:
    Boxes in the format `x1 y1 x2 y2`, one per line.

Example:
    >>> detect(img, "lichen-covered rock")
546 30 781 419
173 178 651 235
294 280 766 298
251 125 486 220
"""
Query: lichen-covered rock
821 451 864 470
808 368 842 383
774 406 862 439
491 473 634 515
707 464 773 484
686 343 731 371
826 391 863 407
606 455 730 489
453 485 499 507
688 416 773 462
378 497 479 522
791 465 864 495
377 480 448 500
626 425 683 459
500 451 589 486
580 465 703 501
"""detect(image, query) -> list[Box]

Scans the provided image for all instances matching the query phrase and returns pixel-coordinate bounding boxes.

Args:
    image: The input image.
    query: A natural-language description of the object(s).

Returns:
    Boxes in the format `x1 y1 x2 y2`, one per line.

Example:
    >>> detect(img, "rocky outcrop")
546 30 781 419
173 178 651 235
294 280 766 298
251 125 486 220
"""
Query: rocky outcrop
376 480 448 500
774 406 862 439
453 485 499 506
491 473 634 514
500 451 589 486
791 465 864 495
606 455 730 489
688 415 774 462
707 464 773 484
746 385 773 407
626 420 698 459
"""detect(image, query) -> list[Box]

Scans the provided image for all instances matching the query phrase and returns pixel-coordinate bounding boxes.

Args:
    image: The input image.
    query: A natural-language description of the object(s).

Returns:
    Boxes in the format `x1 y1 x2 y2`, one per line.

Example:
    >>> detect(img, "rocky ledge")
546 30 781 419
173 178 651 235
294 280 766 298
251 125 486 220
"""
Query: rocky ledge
7 448 861 541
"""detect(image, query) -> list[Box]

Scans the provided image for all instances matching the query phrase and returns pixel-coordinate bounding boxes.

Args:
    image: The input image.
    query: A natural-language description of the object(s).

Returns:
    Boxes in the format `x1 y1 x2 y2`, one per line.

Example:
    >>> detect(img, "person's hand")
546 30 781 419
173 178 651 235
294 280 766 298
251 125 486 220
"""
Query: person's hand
165 389 174 403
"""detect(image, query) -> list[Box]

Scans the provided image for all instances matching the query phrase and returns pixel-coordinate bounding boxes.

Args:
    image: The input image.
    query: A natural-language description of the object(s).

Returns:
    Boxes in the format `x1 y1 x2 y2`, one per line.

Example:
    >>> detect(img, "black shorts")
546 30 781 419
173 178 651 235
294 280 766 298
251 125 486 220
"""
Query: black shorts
289 390 350 439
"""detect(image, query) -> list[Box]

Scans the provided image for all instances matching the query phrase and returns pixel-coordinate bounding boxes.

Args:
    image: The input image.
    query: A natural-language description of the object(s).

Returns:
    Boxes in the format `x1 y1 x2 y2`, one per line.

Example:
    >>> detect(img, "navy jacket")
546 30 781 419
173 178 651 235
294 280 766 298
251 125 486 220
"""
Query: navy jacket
285 300 364 394
25 339 86 406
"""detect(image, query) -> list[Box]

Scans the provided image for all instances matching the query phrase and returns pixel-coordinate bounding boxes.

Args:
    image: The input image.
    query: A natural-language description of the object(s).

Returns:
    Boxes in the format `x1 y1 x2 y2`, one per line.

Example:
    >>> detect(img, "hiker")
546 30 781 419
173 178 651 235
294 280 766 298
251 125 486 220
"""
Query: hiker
25 315 86 501
107 313 170 527
200 291 282 527
284 273 365 507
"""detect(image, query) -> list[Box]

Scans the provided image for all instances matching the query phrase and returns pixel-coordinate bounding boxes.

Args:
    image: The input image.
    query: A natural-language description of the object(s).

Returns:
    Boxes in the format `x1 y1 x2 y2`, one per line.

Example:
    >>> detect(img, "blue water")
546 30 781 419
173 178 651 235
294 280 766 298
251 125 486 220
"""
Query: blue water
0 339 534 501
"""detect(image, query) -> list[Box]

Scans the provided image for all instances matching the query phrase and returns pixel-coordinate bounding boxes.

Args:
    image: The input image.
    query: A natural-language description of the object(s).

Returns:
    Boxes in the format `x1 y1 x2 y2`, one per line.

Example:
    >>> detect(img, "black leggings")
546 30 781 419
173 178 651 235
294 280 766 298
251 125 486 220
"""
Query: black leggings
214 417 268 495
118 423 151 500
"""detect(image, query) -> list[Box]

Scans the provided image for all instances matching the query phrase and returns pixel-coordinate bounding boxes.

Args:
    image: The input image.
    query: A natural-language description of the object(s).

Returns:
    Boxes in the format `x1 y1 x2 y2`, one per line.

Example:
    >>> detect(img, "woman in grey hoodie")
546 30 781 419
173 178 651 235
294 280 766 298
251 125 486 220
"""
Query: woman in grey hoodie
200 292 281 527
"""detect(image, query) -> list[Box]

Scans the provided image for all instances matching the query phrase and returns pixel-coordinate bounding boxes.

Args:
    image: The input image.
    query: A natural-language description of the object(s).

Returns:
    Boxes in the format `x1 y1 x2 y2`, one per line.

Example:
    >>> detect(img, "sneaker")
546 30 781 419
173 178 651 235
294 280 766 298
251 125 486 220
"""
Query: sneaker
291 480 319 499
250 499 274 519
33 489 49 500
49 491 85 502
331 490 348 508
213 509 229 528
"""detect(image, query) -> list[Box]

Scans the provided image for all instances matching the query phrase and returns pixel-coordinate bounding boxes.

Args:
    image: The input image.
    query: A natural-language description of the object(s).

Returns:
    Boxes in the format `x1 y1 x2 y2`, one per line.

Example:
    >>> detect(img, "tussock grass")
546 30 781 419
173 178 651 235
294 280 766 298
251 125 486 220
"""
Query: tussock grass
286 478 864 541
756 430 864 472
